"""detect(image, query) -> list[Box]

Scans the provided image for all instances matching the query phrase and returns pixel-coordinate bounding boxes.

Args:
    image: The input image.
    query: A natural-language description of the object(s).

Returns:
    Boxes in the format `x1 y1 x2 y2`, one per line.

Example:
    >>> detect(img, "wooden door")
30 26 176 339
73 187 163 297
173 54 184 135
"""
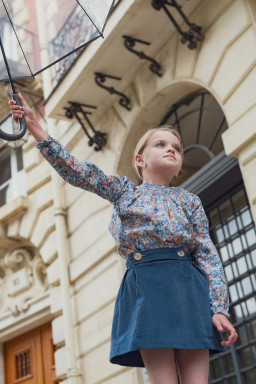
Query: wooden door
4 322 58 384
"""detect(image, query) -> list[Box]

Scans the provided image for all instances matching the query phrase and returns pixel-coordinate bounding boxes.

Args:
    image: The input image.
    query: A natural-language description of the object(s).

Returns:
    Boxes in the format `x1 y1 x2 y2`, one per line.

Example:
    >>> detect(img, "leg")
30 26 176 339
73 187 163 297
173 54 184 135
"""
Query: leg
140 348 179 384
174 349 209 384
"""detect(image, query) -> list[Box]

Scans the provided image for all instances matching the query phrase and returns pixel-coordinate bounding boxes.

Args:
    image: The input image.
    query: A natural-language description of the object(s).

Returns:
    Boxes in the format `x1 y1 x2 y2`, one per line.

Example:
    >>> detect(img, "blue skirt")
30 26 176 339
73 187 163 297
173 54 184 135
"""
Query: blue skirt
109 247 227 367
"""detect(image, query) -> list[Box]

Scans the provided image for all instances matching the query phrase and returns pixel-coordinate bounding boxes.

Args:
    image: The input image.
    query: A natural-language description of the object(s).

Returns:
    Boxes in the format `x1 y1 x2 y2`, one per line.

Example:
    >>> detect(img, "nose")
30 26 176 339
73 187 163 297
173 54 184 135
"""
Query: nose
167 145 175 154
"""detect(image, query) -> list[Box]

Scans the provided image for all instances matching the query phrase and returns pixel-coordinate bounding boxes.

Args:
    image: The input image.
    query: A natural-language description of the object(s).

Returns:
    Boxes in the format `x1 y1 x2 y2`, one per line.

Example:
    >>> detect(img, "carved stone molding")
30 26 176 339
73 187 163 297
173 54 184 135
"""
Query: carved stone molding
0 247 48 316
0 196 29 224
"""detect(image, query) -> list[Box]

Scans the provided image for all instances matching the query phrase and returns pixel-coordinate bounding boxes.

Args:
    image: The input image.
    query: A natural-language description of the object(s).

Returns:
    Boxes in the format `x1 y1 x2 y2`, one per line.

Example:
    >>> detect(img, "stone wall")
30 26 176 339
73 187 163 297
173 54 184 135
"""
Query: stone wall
0 0 255 383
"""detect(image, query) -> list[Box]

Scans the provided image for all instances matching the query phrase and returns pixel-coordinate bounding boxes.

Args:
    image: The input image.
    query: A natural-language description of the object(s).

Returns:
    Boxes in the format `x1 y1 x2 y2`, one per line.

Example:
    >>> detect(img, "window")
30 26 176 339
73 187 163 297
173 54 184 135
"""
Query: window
15 349 32 380
0 114 27 207
0 145 26 207
207 185 256 384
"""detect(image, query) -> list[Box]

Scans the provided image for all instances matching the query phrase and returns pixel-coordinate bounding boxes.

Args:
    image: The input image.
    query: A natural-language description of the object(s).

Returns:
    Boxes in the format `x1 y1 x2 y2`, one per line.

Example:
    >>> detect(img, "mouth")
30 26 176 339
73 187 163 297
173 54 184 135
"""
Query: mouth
164 155 176 160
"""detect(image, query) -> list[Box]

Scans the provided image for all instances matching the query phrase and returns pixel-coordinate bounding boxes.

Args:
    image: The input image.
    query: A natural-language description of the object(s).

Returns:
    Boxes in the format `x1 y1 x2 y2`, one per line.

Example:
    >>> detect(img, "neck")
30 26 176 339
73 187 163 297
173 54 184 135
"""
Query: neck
142 175 173 186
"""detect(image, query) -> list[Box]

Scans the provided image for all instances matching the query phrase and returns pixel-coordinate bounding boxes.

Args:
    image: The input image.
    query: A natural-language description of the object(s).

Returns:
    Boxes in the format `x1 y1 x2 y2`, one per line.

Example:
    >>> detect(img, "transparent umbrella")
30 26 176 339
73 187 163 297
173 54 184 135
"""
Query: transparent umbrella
0 0 116 141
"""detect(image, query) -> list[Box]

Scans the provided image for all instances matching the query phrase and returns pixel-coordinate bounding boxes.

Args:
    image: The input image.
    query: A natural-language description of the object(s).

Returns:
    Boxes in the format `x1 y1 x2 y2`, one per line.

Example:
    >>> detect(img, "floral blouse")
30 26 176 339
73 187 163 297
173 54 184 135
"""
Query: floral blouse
36 135 230 318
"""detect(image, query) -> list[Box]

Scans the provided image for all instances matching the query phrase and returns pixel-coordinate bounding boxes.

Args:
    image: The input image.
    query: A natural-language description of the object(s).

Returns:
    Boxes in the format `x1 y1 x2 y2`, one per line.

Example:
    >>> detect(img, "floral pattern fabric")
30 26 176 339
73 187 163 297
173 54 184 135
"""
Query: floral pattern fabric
36 135 230 318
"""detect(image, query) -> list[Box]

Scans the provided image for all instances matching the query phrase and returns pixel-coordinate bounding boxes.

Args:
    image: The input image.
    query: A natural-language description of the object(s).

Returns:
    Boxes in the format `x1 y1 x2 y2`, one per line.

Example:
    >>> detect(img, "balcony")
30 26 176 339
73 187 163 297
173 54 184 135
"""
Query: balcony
44 0 202 126
51 0 121 84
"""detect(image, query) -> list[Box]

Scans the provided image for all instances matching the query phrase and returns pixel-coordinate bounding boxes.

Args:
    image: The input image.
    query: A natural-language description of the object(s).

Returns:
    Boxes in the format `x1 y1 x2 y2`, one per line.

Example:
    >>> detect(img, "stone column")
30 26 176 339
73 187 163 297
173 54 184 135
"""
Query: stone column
222 106 256 222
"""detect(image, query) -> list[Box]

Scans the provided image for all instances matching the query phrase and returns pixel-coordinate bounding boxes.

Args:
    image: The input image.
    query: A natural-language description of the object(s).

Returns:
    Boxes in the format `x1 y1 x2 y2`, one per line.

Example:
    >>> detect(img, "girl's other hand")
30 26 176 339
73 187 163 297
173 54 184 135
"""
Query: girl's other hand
212 313 238 346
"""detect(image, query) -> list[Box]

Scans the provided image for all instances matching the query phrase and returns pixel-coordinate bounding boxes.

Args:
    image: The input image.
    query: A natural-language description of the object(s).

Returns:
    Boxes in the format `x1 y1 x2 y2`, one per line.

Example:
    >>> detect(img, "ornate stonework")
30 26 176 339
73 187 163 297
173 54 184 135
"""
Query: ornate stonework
0 248 48 316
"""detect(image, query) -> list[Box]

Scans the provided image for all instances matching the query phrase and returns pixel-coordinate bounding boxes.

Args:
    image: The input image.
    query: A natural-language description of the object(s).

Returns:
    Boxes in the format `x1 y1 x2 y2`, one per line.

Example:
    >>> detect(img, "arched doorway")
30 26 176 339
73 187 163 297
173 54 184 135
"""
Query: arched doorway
160 89 228 185
161 90 256 384
118 86 256 384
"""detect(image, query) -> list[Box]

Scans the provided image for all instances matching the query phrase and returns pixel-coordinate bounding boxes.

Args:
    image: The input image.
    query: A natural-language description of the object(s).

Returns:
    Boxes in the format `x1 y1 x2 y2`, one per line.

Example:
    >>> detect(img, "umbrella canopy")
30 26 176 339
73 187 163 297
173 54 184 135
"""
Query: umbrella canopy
0 0 116 141
0 0 116 81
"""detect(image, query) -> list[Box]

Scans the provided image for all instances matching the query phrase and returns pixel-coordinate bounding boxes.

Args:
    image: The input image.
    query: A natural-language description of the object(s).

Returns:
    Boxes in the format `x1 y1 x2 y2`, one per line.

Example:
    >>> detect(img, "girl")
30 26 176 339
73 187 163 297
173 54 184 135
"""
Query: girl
10 94 238 384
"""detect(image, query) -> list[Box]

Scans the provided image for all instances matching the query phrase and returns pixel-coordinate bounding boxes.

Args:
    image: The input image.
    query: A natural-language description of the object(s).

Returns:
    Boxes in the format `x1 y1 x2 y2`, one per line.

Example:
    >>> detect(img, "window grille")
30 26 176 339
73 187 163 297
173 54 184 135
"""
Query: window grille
15 349 32 380
207 183 256 384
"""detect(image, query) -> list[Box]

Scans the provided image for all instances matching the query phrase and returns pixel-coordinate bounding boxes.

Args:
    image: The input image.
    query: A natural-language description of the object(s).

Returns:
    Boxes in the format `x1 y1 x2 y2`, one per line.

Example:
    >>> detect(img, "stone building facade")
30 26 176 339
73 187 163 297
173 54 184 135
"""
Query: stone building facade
0 0 256 383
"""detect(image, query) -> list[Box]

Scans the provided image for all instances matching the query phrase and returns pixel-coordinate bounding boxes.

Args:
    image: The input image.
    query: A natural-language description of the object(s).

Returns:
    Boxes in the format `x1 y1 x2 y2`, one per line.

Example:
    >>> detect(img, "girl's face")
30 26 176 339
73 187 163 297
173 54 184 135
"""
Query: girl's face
135 131 183 184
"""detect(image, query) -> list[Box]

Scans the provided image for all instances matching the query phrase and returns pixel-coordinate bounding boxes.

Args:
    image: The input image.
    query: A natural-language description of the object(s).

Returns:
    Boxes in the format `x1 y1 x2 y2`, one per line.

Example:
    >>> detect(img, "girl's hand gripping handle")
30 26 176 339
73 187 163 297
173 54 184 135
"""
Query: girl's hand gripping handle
8 93 47 143
0 93 27 141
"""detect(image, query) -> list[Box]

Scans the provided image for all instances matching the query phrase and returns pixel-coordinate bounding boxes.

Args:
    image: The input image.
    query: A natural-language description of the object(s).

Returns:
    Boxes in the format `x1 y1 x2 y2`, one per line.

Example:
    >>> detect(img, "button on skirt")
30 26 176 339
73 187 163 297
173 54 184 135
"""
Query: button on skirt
109 247 227 367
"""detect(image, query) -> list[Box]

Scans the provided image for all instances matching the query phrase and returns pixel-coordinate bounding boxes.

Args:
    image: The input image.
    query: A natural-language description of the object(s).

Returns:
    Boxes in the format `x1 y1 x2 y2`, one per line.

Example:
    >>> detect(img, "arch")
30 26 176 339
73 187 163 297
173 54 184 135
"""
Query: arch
117 79 228 185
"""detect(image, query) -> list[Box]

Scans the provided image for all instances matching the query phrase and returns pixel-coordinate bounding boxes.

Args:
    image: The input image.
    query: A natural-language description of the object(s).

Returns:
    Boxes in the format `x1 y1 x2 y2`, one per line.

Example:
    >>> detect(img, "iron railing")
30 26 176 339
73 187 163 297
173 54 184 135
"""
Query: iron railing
51 1 121 83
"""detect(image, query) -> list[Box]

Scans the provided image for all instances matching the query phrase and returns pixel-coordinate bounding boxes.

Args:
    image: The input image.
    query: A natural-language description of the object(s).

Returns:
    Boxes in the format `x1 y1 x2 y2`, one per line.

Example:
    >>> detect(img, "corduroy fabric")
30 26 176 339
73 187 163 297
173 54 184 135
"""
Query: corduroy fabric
110 247 226 367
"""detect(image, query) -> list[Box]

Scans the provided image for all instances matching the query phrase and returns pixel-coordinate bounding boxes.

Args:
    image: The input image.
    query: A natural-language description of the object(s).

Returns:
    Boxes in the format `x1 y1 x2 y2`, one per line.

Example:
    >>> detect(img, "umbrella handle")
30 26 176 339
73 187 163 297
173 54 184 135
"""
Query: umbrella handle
0 94 27 142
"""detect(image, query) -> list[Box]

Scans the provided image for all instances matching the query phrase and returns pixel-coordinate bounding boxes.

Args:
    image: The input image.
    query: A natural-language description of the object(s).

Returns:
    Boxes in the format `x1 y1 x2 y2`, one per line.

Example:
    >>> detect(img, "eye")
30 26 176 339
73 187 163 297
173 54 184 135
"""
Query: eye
175 146 182 152
156 142 164 147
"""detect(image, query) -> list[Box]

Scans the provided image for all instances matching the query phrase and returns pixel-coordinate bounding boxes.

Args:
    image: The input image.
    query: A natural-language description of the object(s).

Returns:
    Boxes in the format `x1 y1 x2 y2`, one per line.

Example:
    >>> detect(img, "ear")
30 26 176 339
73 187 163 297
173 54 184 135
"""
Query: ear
135 153 144 167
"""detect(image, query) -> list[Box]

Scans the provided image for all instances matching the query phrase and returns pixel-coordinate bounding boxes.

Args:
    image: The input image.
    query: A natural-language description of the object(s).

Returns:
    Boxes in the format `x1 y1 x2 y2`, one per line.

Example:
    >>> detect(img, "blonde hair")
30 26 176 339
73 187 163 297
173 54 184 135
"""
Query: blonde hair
133 125 184 180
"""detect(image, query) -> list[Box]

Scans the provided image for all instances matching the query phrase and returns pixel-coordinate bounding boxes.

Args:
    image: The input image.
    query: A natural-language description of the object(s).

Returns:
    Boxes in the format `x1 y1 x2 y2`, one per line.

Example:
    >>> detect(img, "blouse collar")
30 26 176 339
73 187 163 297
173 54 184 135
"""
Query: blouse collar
138 183 174 188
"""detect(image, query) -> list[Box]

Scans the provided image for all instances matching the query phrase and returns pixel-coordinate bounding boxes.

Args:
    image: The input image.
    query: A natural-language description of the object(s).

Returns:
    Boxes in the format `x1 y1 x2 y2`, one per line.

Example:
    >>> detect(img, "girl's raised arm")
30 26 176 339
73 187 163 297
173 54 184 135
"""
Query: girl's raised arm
9 93 130 204
191 195 230 319
36 135 129 203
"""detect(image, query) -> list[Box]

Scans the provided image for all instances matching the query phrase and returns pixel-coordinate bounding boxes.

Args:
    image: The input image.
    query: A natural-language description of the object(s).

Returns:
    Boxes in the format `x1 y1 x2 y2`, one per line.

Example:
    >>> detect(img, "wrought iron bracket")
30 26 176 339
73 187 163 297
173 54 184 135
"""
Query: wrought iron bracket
151 0 204 49
64 102 107 151
94 72 131 111
122 35 162 77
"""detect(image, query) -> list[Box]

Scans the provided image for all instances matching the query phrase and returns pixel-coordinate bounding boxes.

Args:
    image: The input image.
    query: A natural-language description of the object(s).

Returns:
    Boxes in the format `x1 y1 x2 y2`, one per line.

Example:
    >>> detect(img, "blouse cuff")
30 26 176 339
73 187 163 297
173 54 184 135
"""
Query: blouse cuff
36 134 55 148
211 309 230 319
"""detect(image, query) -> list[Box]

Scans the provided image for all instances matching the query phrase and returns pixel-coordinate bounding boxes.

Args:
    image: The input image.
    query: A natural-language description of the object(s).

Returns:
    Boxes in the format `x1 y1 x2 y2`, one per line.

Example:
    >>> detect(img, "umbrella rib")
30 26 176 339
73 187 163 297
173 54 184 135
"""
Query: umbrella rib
75 0 103 37
2 0 35 79
33 35 101 77
0 36 16 92
101 0 116 35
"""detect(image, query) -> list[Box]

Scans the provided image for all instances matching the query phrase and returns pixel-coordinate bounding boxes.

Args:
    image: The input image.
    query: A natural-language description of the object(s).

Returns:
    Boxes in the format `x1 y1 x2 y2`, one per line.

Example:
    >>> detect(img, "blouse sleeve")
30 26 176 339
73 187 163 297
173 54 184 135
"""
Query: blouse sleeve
35 134 129 204
191 195 230 318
